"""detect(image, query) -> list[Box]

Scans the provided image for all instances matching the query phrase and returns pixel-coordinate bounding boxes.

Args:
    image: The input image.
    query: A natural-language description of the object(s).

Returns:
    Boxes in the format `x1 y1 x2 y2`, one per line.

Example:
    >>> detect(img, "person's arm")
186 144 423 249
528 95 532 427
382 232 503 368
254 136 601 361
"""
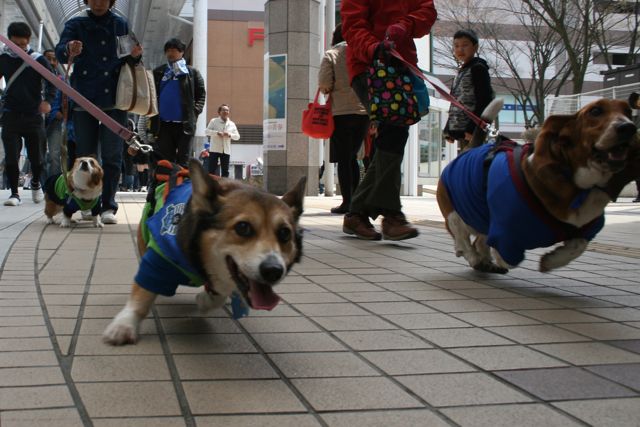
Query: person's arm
466 62 493 134
317 52 335 94
192 68 206 116
228 121 240 141
55 20 79 64
341 0 379 65
400 0 437 39
204 118 217 136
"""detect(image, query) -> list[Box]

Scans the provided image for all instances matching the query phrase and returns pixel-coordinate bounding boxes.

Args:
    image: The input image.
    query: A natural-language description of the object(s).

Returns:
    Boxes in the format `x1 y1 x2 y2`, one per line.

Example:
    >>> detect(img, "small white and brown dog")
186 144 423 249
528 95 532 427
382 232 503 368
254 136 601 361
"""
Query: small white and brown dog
44 156 104 228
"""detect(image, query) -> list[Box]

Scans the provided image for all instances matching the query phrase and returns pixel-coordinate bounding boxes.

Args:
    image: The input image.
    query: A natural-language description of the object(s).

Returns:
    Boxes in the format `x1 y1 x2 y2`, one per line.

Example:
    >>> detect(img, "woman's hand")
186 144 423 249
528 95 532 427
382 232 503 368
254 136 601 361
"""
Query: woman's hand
39 101 52 114
131 44 143 58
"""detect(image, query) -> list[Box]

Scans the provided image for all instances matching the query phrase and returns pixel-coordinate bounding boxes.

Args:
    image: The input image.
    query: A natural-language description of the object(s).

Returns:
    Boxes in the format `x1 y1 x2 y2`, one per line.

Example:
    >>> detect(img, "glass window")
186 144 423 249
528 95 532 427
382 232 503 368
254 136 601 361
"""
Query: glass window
418 109 443 178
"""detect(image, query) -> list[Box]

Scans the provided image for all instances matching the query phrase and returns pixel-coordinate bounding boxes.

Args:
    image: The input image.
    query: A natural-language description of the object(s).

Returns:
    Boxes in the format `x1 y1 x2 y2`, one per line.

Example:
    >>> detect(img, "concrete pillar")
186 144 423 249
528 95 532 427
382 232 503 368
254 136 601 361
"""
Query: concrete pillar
264 0 322 195
192 0 208 155
321 0 335 197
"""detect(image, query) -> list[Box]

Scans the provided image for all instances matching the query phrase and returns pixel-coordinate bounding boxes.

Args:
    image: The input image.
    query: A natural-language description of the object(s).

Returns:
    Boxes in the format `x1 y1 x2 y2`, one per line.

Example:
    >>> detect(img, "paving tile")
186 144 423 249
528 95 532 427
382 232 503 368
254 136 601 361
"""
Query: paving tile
167 334 257 354
397 289 467 301
80 318 157 335
358 301 434 314
321 282 386 292
397 372 531 406
76 382 181 417
609 339 640 354
252 332 346 353
183 380 305 414
442 403 582 427
424 299 499 312
553 398 640 427
450 345 567 370
452 311 541 327
320 409 449 427
487 324 590 344
0 350 58 367
160 317 241 334
0 306 42 317
334 330 432 351
376 281 440 292
75 334 164 355
0 337 52 351
496 367 638 400
558 322 640 340
71 355 171 381
532 342 640 365
51 318 78 335
291 377 422 411
0 408 83 427
92 418 187 427
0 367 64 386
361 349 475 375
0 385 74 410
311 315 396 331
154 304 227 318
480 298 561 310
294 303 370 317
46 305 81 318
195 414 321 427
586 363 640 391
271 352 379 378
515 309 608 323
414 328 513 347
382 313 470 329
238 317 320 333
0 316 44 327
283 293 347 304
174 354 278 380
337 292 409 303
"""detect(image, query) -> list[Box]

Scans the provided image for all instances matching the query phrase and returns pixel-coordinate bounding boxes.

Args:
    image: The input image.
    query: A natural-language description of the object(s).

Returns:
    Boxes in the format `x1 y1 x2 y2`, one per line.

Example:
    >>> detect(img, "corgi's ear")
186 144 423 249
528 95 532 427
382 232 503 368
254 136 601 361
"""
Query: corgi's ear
281 176 306 221
188 159 222 213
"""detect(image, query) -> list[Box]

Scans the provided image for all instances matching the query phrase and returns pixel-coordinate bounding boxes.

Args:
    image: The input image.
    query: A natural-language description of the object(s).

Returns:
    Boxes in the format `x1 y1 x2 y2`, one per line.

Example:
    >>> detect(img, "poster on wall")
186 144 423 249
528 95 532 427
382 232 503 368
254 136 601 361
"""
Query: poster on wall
263 53 287 151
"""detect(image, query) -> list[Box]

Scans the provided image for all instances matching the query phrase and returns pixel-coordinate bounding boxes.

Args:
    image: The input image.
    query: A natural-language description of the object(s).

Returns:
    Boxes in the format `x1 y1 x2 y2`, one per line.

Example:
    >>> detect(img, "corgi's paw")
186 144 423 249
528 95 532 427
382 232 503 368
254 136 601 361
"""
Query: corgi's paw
196 291 227 313
103 312 140 345
46 216 55 224
93 216 104 228
60 216 73 228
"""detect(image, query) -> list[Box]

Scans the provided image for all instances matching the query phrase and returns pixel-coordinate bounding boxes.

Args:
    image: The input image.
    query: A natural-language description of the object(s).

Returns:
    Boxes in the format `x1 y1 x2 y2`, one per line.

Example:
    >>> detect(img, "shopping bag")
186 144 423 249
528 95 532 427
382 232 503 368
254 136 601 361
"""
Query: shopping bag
367 44 420 126
301 89 334 139
115 62 158 117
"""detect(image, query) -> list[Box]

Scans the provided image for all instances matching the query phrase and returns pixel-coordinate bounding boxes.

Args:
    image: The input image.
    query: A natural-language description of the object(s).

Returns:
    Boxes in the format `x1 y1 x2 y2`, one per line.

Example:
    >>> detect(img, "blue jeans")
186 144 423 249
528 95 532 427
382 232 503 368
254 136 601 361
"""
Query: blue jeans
44 118 64 181
73 109 127 213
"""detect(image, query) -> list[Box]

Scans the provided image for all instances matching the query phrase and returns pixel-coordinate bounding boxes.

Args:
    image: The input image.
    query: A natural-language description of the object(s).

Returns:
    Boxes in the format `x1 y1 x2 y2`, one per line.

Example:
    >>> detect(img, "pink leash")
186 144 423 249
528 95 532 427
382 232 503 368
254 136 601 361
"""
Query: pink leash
388 47 491 132
0 34 153 153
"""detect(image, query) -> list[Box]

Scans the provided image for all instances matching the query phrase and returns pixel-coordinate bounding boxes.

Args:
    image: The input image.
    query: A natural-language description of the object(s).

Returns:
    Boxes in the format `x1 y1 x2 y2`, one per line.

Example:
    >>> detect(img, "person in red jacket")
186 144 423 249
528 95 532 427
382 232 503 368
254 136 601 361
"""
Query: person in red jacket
341 0 437 241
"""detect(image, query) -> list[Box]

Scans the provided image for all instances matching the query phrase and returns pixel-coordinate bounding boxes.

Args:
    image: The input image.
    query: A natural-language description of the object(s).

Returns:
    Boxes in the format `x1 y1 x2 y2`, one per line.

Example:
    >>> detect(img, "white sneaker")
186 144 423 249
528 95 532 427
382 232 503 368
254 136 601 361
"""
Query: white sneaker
81 210 93 221
4 194 21 206
101 210 118 224
31 184 44 203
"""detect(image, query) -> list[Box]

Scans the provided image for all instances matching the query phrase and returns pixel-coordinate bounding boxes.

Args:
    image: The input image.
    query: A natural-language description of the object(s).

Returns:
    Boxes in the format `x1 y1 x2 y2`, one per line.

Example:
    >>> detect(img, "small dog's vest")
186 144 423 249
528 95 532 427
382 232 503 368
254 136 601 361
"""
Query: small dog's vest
440 142 604 266
44 173 100 216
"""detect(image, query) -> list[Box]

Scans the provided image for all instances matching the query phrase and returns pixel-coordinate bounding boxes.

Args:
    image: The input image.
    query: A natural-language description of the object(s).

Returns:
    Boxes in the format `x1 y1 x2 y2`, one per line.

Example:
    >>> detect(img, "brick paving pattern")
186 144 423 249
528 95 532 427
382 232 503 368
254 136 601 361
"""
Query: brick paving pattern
1 190 640 426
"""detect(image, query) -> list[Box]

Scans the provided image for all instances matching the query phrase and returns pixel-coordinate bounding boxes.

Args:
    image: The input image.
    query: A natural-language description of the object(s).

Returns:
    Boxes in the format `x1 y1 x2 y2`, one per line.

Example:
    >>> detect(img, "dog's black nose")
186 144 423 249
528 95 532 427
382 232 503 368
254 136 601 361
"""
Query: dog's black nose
616 122 637 139
260 256 284 284
80 161 89 171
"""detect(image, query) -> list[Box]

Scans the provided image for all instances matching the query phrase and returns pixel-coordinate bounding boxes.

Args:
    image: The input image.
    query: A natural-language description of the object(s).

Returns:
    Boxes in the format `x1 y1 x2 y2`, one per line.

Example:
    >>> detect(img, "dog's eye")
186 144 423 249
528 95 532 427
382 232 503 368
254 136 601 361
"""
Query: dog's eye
277 226 292 243
589 106 603 117
234 221 254 237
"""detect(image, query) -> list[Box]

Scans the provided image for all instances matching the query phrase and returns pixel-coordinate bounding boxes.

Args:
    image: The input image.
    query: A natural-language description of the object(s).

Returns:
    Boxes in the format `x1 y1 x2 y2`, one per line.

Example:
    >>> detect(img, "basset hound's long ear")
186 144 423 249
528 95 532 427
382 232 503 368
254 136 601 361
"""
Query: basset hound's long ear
534 114 577 158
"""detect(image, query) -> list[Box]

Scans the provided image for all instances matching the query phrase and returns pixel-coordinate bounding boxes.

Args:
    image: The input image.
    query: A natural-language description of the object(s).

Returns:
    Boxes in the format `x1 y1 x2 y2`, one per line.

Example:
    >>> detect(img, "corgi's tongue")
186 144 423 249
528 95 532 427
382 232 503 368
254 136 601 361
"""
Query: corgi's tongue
248 281 281 310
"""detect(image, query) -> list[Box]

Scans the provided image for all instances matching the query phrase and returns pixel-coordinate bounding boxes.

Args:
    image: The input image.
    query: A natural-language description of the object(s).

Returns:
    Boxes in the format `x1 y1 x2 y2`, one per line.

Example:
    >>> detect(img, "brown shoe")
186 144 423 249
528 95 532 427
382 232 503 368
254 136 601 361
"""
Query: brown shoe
382 213 419 240
343 213 382 240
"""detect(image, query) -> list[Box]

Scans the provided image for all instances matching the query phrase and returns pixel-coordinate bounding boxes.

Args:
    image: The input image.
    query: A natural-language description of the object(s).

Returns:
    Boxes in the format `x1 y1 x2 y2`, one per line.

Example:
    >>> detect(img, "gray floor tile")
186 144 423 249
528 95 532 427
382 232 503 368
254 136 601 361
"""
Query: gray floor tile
361 349 475 375
294 303 370 317
252 332 346 353
183 380 305 414
311 315 396 331
452 311 541 327
442 403 583 427
609 339 640 354
414 328 513 347
586 363 640 391
195 414 321 427
397 372 532 407
271 352 379 378
76 382 181 417
333 330 432 351
92 417 187 427
320 409 450 427
167 333 257 354
553 398 640 427
450 345 567 370
174 354 278 380
382 313 470 329
0 408 84 427
532 342 640 365
0 385 74 410
71 355 171 381
75 335 164 355
238 316 320 333
496 367 638 400
558 322 640 340
487 324 589 344
292 377 422 411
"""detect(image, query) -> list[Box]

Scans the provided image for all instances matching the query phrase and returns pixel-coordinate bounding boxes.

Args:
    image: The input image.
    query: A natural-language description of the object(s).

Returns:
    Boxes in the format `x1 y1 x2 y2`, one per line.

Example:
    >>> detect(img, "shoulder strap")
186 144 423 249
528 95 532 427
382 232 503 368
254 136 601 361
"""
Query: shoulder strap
4 62 29 93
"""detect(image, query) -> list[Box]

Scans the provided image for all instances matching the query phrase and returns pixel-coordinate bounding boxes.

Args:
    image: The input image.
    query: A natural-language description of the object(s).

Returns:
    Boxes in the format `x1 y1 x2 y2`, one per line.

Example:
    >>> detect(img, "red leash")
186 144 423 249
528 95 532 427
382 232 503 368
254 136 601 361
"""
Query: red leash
388 47 491 132
0 33 152 153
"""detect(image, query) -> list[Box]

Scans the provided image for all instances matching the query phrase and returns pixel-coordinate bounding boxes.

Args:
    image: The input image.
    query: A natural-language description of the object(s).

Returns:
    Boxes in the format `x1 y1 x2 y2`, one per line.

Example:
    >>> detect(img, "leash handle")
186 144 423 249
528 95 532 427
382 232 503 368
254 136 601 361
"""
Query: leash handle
388 47 491 132
0 33 151 152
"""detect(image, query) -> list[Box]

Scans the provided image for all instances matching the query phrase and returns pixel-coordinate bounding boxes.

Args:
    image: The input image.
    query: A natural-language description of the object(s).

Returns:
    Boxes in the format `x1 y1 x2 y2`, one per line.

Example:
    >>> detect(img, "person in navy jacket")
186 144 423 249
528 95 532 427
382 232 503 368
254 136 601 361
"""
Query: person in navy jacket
55 0 143 224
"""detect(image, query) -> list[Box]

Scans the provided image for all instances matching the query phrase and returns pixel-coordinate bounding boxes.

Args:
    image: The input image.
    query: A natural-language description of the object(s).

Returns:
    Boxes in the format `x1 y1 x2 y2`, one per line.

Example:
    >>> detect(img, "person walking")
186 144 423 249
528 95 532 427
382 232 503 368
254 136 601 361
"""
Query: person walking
318 24 369 214
42 49 65 182
340 0 437 240
149 38 206 168
205 104 240 178
1 22 56 206
443 29 494 152
55 0 143 224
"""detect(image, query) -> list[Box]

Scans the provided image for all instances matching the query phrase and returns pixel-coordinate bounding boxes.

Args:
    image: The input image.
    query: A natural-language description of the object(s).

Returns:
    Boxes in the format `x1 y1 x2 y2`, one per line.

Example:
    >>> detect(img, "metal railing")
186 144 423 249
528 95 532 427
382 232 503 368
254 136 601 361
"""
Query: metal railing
545 82 640 116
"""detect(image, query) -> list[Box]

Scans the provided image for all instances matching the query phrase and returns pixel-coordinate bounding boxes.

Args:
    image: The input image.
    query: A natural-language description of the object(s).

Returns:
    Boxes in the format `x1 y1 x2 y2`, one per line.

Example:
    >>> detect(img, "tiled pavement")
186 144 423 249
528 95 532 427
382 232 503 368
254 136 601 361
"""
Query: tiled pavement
1 189 640 426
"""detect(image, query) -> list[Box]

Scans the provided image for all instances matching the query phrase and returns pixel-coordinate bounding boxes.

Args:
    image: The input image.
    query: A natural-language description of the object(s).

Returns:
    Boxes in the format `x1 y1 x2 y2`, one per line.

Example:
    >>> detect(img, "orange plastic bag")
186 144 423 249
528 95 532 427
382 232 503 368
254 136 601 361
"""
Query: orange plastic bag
301 89 334 139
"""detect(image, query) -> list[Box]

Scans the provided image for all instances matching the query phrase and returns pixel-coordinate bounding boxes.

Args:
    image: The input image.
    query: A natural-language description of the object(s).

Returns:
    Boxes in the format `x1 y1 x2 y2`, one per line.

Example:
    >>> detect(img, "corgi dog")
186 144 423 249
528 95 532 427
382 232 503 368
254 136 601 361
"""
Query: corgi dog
103 160 306 345
44 156 104 228
437 98 637 273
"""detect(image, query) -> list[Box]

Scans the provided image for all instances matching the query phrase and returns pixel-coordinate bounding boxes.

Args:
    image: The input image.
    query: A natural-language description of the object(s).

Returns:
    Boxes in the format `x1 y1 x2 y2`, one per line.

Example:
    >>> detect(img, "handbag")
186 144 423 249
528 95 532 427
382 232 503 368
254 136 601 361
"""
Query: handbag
301 89 334 139
115 62 158 117
367 44 420 126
